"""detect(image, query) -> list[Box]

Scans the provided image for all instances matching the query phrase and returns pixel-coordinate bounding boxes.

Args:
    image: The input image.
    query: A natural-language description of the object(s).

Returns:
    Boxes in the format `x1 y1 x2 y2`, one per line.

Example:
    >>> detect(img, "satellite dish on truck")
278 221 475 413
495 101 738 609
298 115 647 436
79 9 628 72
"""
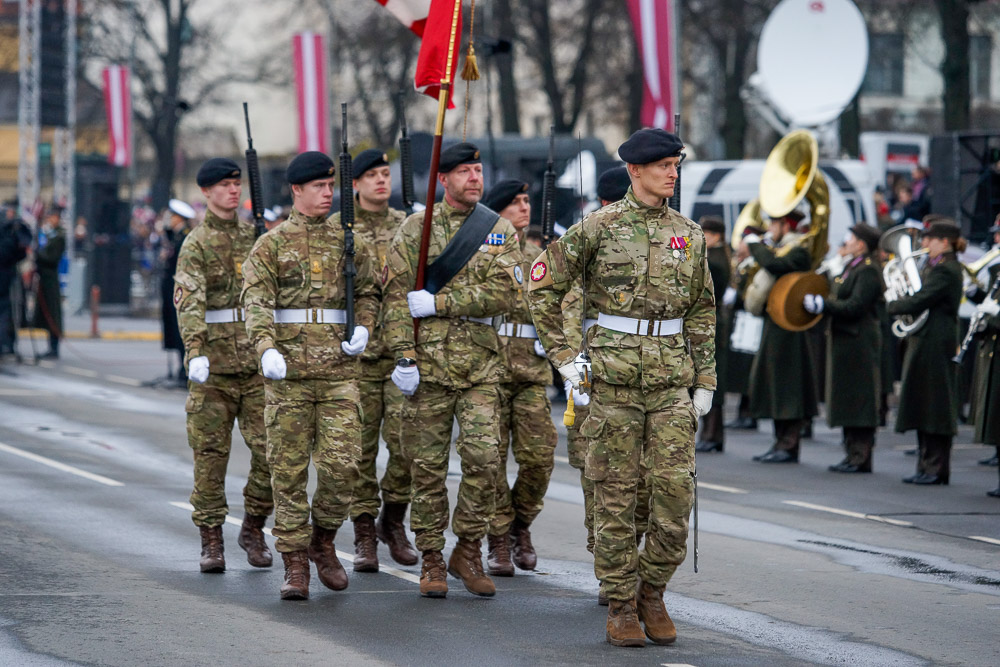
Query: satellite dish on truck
745 0 868 140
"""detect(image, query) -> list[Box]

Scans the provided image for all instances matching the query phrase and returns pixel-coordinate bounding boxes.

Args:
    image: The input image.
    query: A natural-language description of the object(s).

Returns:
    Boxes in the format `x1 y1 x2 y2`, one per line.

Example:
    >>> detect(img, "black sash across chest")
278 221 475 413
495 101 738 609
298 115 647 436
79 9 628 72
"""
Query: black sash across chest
424 203 501 294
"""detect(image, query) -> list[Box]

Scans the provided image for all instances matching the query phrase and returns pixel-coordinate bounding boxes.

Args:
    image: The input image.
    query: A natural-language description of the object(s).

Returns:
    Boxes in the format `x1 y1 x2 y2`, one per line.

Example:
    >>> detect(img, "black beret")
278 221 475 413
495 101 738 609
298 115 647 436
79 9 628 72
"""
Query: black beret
849 223 881 250
924 219 962 240
286 151 336 185
596 166 631 202
353 149 390 178
699 215 726 235
483 179 528 212
618 128 684 165
197 158 241 187
439 142 481 173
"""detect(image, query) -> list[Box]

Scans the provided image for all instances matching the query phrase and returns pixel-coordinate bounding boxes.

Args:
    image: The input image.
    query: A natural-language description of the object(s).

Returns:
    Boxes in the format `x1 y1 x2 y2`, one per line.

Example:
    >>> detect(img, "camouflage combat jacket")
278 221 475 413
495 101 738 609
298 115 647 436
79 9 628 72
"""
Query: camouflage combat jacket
173 210 257 374
383 200 522 388
329 204 407 381
502 237 551 385
241 208 378 381
527 187 716 392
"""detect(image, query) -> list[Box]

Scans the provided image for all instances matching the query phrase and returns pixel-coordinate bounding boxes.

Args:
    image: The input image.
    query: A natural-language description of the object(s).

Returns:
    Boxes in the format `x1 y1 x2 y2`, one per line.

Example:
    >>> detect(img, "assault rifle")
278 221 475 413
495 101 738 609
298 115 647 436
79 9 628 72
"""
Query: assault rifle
540 126 556 248
339 103 356 334
398 93 416 216
243 103 266 238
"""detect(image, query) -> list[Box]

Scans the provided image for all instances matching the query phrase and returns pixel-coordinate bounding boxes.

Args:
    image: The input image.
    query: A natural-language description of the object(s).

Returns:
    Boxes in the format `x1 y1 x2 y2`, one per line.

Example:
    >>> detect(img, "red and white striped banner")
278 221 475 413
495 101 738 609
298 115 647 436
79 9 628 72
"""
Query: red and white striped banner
414 0 462 107
625 0 679 131
293 32 330 154
372 0 431 36
102 65 132 167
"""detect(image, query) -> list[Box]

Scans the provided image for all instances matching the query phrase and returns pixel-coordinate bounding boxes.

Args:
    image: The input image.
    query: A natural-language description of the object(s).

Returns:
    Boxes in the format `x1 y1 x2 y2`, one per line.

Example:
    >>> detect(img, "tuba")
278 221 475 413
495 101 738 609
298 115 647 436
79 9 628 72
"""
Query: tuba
744 131 831 330
880 223 929 337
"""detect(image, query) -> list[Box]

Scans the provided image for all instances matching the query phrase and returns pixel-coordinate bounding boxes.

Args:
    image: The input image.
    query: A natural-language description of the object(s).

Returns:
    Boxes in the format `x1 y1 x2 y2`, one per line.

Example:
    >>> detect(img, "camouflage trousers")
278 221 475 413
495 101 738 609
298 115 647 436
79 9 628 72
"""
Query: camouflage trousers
567 400 649 555
402 380 501 552
582 379 695 601
489 381 557 535
264 378 361 553
186 371 273 527
350 377 411 520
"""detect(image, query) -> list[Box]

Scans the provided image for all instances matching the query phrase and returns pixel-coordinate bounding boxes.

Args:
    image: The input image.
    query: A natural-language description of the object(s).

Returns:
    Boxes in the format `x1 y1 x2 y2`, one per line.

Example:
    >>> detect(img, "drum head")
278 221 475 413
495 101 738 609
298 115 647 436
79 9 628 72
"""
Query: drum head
767 271 829 331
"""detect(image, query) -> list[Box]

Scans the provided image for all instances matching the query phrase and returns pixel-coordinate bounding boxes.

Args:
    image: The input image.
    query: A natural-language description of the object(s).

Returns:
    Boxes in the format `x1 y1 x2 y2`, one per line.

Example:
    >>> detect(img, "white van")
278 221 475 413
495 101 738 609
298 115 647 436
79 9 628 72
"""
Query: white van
679 159 879 254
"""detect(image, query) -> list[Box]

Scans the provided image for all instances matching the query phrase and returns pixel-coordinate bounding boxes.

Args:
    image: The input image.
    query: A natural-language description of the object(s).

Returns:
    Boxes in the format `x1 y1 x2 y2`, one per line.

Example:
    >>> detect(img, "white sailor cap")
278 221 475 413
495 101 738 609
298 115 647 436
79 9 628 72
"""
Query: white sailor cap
168 199 196 220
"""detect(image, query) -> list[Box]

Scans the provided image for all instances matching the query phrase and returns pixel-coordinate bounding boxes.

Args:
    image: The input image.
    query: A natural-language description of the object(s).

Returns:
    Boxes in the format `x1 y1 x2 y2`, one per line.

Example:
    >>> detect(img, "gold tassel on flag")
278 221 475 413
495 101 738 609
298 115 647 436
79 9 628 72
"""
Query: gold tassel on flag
461 42 480 82
461 0 479 138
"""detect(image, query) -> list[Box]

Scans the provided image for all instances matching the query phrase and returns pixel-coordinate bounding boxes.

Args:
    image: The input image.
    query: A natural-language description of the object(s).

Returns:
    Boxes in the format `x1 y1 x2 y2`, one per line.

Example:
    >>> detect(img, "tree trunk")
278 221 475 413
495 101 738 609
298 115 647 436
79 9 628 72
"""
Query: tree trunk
721 33 749 159
937 0 971 131
839 92 861 158
627 31 644 133
493 0 521 134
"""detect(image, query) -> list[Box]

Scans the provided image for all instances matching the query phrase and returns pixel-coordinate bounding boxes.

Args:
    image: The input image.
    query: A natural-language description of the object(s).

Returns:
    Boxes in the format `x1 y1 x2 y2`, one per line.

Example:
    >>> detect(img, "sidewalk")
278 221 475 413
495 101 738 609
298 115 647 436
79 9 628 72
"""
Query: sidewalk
19 311 162 342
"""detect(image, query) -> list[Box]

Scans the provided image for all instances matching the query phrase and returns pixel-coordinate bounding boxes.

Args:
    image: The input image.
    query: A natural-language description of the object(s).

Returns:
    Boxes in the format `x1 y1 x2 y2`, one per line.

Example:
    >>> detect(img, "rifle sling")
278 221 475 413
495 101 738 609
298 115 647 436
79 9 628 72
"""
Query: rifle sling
424 203 500 295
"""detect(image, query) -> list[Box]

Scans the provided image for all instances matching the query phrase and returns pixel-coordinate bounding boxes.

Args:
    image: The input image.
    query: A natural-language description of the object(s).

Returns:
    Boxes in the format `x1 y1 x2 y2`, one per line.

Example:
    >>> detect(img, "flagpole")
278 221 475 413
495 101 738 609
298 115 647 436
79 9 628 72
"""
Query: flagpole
413 0 462 335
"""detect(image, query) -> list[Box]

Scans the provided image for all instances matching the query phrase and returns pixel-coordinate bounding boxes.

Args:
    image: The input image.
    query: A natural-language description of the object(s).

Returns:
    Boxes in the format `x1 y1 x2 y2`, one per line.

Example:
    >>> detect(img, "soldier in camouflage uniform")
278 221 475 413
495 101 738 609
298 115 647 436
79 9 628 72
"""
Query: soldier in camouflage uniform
335 149 417 572
528 129 716 648
241 151 379 600
383 143 521 598
480 179 557 578
174 158 273 574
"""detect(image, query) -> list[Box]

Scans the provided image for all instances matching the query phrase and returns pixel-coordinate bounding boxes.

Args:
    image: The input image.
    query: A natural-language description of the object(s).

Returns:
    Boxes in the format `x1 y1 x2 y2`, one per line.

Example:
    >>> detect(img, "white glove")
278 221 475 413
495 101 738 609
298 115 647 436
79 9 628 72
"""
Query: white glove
391 364 420 396
341 326 369 356
564 379 590 406
188 356 209 384
743 233 762 245
407 289 436 318
692 388 713 418
533 339 547 358
980 298 1000 317
965 283 981 299
557 361 591 399
261 348 287 380
803 294 825 314
722 286 737 306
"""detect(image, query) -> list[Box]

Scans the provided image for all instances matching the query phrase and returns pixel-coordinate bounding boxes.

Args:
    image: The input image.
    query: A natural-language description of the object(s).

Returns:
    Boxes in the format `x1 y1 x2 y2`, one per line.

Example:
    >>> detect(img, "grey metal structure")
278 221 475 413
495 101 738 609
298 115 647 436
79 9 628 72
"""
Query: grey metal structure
53 0 77 232
17 0 41 225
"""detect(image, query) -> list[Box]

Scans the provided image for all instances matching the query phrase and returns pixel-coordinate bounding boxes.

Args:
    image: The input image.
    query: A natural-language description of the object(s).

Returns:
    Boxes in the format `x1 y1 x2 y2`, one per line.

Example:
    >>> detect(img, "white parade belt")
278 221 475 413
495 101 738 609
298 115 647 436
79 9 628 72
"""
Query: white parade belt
596 312 682 336
583 318 598 332
273 308 347 324
497 322 538 339
205 308 245 324
460 316 493 325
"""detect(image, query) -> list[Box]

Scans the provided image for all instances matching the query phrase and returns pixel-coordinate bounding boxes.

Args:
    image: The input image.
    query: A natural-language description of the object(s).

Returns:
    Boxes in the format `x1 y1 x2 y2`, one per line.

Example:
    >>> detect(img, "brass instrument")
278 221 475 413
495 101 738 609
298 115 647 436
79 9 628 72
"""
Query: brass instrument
880 223 929 338
743 130 831 330
962 246 1000 294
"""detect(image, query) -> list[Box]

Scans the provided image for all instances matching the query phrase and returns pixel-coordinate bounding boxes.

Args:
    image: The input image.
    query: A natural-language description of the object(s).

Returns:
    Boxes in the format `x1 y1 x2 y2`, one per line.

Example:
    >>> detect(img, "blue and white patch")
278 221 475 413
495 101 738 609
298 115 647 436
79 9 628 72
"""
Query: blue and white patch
486 233 506 245
513 265 524 284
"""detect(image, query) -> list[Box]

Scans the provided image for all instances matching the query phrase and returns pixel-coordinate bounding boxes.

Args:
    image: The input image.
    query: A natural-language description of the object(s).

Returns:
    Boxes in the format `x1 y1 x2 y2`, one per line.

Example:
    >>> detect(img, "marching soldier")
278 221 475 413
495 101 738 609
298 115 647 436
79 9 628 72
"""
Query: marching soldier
242 151 379 599
528 129 716 647
803 224 883 472
173 159 273 574
888 220 964 485
482 179 556 577
336 149 417 572
695 216 730 452
383 142 520 598
745 211 819 463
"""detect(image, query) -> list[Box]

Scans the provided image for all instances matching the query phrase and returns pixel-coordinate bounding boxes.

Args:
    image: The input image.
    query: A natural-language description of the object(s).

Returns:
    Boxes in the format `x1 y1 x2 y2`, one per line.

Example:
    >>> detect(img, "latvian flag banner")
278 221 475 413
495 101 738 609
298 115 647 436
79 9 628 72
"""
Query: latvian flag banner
102 65 132 167
413 0 463 108
293 32 330 154
373 0 431 36
624 0 679 131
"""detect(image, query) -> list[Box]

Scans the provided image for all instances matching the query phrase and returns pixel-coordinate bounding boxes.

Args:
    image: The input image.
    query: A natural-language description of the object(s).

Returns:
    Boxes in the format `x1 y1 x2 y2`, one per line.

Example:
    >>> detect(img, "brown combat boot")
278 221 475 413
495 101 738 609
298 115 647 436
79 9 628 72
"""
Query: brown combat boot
606 598 646 647
352 514 379 573
636 579 677 645
419 550 448 598
509 518 537 570
375 502 419 566
486 533 514 577
280 550 310 600
307 525 348 591
447 538 496 597
237 514 273 568
199 525 225 573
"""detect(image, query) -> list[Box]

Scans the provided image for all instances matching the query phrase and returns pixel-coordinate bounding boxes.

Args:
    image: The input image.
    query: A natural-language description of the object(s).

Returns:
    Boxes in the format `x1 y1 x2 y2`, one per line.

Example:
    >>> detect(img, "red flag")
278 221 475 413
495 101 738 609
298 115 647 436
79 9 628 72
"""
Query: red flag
102 65 132 167
413 0 462 108
293 32 330 153
372 0 431 37
625 0 679 130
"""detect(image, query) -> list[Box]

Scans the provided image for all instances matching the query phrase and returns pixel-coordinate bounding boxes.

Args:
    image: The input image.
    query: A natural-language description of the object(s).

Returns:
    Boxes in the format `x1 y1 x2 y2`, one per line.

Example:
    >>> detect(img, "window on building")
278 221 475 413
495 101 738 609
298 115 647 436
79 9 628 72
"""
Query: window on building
862 33 904 96
971 35 991 100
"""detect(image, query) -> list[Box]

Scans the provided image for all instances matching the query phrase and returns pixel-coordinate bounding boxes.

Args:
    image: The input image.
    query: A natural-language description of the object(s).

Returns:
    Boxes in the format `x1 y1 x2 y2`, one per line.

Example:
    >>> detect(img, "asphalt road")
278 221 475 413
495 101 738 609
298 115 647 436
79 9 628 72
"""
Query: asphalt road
0 336 998 666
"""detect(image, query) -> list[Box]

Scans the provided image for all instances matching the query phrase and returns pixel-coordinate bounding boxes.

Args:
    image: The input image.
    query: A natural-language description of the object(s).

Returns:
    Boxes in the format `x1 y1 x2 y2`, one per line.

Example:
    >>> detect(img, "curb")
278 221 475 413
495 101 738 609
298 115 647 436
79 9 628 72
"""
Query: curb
18 328 162 342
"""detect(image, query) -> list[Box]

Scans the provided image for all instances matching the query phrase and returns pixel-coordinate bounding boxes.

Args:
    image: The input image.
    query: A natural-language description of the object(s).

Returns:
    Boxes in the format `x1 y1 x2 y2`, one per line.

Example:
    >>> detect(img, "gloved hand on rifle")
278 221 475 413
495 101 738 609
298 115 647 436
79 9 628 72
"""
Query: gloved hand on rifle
341 326 369 356
261 348 287 380
564 379 590 406
188 356 210 384
980 297 1000 317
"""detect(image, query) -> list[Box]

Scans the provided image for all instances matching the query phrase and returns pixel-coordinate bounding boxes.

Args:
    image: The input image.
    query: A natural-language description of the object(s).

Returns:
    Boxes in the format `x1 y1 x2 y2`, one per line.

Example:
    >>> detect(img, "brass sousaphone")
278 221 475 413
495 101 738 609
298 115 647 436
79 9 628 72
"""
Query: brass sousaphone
759 130 831 331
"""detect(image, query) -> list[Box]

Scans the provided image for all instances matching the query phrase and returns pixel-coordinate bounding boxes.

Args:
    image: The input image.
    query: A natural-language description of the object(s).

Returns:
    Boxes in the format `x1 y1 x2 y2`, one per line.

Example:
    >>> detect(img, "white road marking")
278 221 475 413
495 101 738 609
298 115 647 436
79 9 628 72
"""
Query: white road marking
36 360 56 369
168 501 421 584
105 374 143 387
969 535 1000 546
64 366 99 378
783 500 913 527
700 482 748 494
0 440 124 487
0 388 54 396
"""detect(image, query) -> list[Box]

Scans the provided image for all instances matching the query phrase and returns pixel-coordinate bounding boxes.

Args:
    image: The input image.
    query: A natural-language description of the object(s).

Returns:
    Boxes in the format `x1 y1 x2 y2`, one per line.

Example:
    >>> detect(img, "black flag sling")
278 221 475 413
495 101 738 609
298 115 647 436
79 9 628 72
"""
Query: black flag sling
423 203 500 295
